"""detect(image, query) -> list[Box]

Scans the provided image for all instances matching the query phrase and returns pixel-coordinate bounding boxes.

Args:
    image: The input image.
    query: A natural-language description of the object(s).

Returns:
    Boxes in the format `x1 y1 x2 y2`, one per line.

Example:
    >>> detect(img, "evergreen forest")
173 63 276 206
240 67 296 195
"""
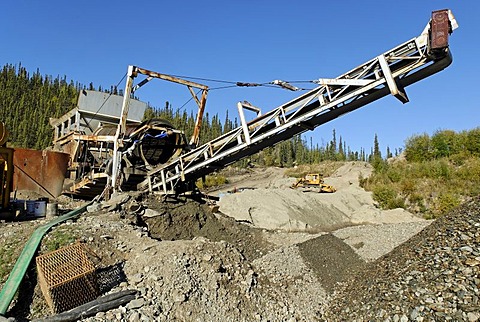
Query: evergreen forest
0 64 78 149
0 63 374 165
1 63 480 217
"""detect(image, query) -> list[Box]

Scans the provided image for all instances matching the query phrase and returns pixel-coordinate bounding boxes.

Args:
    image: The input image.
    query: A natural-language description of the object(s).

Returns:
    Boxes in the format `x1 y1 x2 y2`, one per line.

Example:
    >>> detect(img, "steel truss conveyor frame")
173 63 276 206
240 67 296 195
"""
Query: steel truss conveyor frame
135 9 457 194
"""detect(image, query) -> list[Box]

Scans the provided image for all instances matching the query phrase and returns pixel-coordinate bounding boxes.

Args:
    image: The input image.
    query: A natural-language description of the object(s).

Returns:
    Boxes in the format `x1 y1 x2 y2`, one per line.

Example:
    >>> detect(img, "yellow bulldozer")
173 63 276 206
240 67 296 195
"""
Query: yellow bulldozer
291 173 336 193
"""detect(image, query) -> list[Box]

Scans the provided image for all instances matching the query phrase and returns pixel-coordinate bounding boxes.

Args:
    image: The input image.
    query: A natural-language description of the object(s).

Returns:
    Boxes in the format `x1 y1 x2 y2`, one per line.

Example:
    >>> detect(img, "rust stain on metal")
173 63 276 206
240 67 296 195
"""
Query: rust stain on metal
431 9 450 49
13 148 70 198
135 67 209 90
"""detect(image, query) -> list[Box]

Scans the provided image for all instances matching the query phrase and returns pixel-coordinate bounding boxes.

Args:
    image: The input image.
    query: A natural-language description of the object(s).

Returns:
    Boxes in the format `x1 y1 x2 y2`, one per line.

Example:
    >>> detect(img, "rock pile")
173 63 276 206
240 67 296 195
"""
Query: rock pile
3 165 479 321
324 196 480 321
73 207 329 321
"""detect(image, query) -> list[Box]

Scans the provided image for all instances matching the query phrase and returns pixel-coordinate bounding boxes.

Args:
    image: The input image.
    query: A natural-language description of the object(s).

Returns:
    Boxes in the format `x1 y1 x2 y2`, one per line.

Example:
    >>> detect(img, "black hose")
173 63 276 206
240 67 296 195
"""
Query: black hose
33 289 138 322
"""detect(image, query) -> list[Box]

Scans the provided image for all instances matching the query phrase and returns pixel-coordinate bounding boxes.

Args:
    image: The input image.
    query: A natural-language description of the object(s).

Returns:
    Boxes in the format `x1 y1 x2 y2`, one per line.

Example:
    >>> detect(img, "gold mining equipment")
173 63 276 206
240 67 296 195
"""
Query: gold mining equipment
0 121 14 219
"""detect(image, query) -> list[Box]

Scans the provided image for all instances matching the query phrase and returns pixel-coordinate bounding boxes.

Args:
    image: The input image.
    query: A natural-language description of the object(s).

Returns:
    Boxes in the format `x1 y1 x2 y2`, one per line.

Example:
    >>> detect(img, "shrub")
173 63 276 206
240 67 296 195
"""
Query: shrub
449 151 469 166
434 192 461 217
465 127 480 156
400 178 416 196
431 129 460 158
408 193 424 207
372 185 404 209
371 157 387 173
431 159 451 180
405 134 432 162
196 175 228 189
386 168 402 183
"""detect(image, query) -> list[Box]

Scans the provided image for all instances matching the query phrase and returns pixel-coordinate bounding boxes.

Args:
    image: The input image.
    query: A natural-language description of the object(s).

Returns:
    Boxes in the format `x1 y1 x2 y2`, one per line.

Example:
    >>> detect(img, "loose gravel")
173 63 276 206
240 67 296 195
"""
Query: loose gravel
2 166 478 321
323 196 480 321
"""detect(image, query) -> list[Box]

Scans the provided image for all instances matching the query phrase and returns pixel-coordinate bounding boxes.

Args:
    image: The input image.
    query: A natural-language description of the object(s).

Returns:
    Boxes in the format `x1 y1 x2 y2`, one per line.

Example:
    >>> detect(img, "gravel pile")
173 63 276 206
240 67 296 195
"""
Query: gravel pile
72 205 328 321
4 165 478 321
323 196 480 321
333 221 432 262
252 245 328 319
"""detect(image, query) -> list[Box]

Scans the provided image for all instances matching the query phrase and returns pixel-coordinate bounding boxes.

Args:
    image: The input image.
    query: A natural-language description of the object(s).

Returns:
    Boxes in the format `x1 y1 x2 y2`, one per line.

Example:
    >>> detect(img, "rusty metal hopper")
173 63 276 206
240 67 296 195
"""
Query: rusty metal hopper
13 148 69 198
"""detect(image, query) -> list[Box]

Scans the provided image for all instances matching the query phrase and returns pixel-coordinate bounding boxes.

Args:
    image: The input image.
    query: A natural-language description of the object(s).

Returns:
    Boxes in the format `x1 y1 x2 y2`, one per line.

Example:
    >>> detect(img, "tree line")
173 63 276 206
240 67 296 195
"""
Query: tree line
404 129 480 162
1 63 383 165
144 103 382 167
0 64 79 149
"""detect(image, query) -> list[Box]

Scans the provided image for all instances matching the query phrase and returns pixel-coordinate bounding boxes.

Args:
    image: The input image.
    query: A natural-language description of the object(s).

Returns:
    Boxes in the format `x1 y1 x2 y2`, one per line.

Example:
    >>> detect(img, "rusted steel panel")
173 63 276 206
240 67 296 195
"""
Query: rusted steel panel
431 9 450 49
13 149 69 198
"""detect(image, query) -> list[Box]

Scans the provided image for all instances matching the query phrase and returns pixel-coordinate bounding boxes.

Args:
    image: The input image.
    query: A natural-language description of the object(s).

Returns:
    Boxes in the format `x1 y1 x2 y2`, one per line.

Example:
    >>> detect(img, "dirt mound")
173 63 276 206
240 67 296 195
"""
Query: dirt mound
218 162 423 231
298 234 366 293
140 196 272 261
141 198 214 241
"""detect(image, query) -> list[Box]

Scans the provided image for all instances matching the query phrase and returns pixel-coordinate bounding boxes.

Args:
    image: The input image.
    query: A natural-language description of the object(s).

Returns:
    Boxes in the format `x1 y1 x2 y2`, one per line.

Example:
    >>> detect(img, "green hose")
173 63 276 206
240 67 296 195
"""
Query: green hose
0 201 93 316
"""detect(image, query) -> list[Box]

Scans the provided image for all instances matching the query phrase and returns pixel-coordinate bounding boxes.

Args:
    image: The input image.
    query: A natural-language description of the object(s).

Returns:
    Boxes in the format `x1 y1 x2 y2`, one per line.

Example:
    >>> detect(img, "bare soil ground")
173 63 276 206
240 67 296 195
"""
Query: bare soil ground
0 162 435 321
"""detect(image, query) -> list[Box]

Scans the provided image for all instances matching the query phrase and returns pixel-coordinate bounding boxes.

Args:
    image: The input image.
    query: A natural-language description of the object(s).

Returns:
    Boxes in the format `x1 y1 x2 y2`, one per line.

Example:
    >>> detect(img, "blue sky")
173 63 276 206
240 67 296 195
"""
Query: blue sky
1 1 476 155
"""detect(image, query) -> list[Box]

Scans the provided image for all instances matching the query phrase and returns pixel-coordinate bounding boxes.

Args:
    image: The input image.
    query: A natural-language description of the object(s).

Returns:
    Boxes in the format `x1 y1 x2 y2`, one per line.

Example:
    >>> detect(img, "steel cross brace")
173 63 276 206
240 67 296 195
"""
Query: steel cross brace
139 10 458 195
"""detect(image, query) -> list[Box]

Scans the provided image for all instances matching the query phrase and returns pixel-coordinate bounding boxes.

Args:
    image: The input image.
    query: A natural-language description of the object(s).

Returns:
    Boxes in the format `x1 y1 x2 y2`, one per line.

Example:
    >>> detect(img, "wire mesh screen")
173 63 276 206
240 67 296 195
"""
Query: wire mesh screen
36 242 99 313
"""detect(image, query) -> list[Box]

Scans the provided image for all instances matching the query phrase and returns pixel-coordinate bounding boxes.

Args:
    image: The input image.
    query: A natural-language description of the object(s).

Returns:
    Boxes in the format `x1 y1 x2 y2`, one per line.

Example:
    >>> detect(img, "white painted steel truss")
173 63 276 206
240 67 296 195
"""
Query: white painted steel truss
137 10 457 194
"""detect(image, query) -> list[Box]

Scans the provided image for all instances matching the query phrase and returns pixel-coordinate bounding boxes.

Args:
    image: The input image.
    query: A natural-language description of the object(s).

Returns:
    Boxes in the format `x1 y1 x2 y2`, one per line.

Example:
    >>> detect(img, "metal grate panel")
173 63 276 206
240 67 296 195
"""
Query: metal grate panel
36 242 98 313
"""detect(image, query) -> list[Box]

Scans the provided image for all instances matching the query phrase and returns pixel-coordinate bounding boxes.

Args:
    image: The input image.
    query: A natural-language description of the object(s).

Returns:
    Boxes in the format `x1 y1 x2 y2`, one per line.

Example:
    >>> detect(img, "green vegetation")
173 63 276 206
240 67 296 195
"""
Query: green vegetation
0 239 20 283
0 64 79 149
362 129 480 218
0 224 41 283
42 226 79 252
196 174 228 189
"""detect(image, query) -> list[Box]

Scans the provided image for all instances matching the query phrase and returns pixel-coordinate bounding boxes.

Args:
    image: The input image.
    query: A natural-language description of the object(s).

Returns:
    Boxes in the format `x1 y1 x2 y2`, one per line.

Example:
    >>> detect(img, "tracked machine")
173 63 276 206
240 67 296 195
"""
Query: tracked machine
50 10 457 199
291 174 336 193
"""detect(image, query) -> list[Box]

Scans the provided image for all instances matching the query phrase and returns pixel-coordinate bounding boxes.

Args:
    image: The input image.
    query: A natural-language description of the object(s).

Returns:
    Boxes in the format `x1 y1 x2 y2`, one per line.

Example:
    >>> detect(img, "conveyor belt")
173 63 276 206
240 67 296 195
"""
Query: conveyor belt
138 10 457 194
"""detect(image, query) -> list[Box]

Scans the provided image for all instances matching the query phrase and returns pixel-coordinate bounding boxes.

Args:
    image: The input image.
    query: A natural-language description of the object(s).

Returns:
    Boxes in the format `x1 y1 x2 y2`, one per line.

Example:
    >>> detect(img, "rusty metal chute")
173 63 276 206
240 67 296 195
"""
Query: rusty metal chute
1 122 69 214
13 149 70 198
